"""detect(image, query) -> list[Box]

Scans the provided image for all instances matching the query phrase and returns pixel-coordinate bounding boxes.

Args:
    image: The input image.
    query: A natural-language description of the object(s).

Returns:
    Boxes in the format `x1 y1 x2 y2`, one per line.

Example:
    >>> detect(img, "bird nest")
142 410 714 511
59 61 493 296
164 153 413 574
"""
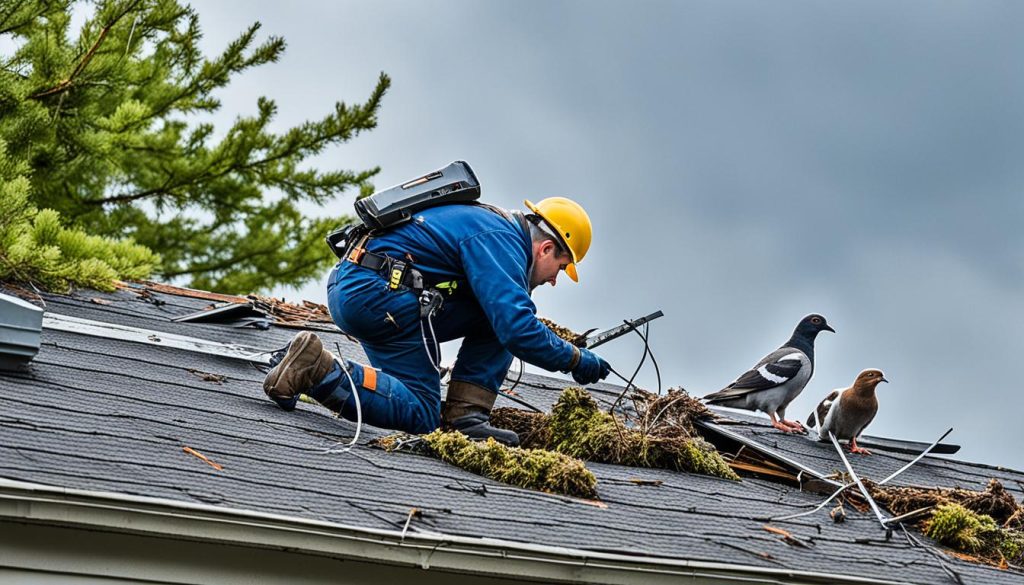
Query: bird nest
867 478 1024 568
407 430 598 499
374 387 735 500
537 317 591 347
491 386 737 480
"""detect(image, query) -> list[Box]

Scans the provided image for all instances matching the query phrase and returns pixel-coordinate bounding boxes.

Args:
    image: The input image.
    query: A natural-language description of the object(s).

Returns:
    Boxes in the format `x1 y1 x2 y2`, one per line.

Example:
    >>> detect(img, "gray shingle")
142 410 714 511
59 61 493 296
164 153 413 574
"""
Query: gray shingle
1 284 1021 584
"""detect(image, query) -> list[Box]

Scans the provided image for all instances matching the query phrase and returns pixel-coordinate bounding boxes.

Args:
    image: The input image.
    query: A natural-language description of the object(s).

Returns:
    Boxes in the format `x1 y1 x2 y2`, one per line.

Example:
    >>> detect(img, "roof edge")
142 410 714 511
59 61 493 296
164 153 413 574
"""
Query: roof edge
0 479 908 585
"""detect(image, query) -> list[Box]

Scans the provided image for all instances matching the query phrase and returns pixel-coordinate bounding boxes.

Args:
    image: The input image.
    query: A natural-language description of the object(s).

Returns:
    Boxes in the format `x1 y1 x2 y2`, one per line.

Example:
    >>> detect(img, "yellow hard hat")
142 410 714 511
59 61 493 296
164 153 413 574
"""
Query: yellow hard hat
524 197 592 282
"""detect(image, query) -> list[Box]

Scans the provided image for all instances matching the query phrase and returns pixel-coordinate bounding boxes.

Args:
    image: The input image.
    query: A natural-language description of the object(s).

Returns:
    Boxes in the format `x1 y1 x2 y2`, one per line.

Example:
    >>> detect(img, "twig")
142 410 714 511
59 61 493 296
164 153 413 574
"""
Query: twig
401 507 421 541
885 506 935 525
182 446 223 471
30 0 143 99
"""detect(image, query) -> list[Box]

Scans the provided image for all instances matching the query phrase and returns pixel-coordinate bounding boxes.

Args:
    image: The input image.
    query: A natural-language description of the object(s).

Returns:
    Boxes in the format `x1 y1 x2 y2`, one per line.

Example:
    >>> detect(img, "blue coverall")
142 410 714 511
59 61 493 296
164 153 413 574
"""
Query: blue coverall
307 204 578 434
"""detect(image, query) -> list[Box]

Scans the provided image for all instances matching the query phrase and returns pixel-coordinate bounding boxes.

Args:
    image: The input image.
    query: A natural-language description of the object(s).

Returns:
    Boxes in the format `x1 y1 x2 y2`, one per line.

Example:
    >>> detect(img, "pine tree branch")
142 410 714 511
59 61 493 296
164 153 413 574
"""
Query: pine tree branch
0 0 48 36
160 245 278 278
89 135 365 206
29 0 142 100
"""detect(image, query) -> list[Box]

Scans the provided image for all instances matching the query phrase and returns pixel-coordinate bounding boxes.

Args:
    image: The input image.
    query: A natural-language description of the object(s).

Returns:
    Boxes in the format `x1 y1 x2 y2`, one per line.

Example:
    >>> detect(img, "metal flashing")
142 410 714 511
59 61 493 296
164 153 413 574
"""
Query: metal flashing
0 292 43 370
42 312 271 363
171 301 271 329
696 419 843 489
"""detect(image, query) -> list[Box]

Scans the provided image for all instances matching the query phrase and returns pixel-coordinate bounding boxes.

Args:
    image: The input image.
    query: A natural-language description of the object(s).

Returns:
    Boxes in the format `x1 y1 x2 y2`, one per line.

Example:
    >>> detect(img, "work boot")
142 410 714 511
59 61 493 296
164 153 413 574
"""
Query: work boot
442 380 520 447
263 331 335 411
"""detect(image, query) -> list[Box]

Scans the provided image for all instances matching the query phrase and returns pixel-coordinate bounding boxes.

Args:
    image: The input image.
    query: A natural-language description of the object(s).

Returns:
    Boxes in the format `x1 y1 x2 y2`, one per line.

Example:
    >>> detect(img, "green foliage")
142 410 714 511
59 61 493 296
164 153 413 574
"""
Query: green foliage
0 140 158 291
926 503 999 553
546 387 739 480
1 0 388 293
925 503 1024 565
420 430 598 499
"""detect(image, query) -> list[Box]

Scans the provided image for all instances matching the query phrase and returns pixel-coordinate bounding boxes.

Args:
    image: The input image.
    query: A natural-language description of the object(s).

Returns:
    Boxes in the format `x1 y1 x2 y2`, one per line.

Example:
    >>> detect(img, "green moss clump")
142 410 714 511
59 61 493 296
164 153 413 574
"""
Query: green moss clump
421 430 597 499
1000 531 1024 563
926 503 999 553
922 503 1024 566
871 479 1024 567
547 387 621 460
378 386 736 500
679 437 739 479
527 387 738 480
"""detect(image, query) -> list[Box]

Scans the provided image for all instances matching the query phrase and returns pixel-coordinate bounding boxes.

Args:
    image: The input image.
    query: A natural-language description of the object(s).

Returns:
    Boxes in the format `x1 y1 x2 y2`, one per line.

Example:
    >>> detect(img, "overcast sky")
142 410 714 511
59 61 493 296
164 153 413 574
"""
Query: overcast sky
193 1 1024 470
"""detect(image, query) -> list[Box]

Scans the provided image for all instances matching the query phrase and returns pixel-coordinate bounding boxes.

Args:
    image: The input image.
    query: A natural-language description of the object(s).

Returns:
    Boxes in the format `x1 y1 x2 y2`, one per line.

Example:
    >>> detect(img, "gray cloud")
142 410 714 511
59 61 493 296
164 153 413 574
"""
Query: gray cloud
194 0 1024 469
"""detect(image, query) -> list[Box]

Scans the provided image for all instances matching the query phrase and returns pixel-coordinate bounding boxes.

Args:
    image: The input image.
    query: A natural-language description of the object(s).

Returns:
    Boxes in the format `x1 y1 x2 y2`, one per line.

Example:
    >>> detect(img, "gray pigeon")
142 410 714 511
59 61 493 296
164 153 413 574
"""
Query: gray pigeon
806 368 888 454
704 314 835 433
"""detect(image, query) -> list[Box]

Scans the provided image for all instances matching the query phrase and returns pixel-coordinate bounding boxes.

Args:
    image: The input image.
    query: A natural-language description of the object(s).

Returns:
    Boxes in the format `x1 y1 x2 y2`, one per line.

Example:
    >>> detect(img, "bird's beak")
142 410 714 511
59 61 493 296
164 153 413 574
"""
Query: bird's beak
824 324 836 333
881 377 889 383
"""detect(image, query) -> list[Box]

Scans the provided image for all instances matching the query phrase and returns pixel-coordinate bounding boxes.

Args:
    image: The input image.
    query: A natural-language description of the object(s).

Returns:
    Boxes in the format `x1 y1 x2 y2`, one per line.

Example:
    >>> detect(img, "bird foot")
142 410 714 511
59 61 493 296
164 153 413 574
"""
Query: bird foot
779 419 808 434
849 445 872 455
771 420 803 434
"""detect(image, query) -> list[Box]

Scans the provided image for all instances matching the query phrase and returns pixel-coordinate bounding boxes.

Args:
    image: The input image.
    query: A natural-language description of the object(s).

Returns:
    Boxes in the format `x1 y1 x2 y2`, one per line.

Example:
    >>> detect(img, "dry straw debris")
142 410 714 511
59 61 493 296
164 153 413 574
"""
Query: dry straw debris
492 386 738 480
375 387 736 499
537 317 591 347
869 478 1024 568
377 430 598 499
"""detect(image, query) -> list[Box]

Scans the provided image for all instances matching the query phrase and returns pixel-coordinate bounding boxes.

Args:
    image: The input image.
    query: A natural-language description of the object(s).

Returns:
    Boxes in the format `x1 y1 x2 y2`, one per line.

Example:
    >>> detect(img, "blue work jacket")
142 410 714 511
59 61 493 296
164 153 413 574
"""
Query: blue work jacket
365 204 577 373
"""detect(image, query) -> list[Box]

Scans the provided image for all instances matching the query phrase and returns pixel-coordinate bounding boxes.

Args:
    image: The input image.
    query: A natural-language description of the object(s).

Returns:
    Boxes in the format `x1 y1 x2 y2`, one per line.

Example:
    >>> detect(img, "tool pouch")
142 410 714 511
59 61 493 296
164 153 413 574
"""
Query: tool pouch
325 224 369 260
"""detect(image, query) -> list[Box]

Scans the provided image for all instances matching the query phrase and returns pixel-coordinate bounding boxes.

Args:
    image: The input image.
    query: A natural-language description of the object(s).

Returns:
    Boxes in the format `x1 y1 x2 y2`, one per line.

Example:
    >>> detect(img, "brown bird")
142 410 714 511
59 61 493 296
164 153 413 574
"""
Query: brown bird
805 369 888 454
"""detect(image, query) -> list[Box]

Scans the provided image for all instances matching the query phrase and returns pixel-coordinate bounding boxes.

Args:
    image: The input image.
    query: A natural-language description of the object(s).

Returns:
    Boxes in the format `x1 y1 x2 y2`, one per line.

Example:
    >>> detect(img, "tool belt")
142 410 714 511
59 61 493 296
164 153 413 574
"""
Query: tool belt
345 235 465 299
347 244 426 292
329 204 528 297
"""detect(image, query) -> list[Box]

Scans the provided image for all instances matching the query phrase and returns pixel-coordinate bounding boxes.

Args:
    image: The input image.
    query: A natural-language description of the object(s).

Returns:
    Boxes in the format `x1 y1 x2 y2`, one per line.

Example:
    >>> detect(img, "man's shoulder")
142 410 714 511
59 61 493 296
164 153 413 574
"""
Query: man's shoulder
420 203 516 230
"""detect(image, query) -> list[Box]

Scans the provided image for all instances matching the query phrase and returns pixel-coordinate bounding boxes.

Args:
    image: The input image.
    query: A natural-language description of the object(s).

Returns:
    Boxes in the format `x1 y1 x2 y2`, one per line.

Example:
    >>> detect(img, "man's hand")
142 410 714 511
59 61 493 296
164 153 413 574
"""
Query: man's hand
572 348 611 385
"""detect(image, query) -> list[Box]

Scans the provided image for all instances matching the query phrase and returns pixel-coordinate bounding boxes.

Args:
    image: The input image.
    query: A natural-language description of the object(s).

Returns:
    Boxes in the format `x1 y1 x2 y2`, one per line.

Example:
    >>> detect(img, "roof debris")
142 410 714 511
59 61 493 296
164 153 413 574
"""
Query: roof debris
121 281 335 327
182 446 223 471
869 479 1024 569
537 317 591 347
491 386 738 480
187 369 227 384
376 429 598 499
762 525 811 548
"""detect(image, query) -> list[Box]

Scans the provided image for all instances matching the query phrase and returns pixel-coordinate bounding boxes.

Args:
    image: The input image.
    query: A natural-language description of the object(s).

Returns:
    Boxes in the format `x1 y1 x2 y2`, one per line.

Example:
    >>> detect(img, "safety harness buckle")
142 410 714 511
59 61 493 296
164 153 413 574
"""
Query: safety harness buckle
388 260 407 290
347 246 366 264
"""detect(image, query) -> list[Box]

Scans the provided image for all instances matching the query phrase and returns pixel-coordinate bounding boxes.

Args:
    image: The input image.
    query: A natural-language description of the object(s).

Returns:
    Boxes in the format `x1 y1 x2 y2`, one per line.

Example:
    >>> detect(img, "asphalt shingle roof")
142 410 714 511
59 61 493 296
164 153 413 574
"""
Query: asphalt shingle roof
1 283 1022 585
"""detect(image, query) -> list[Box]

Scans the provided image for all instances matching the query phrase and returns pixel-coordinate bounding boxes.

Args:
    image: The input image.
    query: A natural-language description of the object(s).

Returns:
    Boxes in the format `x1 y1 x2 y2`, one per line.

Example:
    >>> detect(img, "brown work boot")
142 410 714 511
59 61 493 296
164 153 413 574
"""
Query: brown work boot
263 331 334 411
442 380 520 446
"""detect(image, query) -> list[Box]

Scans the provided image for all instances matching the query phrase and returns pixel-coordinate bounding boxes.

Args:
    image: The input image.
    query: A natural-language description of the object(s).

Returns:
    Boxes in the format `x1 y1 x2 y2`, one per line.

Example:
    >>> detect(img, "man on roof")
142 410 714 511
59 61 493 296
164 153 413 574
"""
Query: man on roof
262 194 611 446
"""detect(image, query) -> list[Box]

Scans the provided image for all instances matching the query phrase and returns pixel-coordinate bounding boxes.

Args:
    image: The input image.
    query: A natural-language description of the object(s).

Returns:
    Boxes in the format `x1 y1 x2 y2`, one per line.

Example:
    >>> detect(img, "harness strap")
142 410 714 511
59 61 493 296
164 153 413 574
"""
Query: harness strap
345 204 527 296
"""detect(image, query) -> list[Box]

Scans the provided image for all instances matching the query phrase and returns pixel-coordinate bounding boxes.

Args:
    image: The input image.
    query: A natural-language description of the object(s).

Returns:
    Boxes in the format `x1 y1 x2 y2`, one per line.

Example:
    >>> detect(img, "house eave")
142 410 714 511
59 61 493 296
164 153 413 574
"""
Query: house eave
0 478 908 585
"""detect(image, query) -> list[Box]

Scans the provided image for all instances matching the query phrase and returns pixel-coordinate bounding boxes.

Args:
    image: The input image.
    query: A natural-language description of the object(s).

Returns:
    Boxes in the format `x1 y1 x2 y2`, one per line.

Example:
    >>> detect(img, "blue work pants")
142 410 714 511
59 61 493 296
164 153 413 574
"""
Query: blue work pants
312 262 514 434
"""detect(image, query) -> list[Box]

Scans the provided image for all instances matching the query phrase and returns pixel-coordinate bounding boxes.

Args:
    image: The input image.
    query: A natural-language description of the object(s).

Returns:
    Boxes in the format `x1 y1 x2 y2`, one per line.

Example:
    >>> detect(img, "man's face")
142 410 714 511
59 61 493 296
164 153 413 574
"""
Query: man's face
530 240 573 290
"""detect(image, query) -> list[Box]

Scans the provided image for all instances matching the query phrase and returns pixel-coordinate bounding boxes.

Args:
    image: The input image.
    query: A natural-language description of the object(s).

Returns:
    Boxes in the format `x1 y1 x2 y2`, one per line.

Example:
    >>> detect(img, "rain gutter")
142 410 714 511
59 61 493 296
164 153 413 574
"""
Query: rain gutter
0 478 906 585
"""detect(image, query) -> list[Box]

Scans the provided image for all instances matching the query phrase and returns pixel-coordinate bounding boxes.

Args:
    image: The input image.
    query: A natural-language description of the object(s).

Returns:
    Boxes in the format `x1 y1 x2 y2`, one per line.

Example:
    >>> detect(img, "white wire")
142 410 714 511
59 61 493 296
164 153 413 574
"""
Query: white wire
769 427 954 523
419 316 442 374
322 356 362 454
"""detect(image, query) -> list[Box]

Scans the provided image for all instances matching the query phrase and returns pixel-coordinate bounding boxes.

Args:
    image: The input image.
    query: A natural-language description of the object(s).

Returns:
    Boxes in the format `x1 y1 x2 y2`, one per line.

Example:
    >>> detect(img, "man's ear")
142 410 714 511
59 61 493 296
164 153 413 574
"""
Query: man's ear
539 239 556 257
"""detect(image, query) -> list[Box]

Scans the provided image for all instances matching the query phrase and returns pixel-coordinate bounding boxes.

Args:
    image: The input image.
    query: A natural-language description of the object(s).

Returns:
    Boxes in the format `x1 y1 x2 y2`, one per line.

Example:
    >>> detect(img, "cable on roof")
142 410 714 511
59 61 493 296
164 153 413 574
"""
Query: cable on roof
322 343 363 455
506 358 524 393
899 524 966 585
828 431 889 529
607 321 658 415
768 427 955 523
497 359 543 412
631 321 661 395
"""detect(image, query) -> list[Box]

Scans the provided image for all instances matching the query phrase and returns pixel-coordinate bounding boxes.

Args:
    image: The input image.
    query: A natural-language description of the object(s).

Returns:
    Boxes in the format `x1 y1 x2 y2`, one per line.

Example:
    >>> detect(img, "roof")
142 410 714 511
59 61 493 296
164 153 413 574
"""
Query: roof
1 282 1022 584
